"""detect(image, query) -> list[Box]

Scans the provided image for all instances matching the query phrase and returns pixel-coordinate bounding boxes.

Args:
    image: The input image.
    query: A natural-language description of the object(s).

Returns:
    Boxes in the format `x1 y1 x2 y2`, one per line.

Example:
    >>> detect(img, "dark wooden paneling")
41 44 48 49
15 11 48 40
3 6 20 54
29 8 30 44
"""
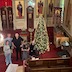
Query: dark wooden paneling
47 27 54 43
1 7 13 30
28 57 72 72
27 6 34 29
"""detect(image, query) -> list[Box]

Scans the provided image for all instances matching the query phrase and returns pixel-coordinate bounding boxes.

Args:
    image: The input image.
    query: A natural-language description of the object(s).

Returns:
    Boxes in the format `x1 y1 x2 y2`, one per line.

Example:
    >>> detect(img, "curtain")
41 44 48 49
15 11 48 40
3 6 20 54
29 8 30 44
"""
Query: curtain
0 0 12 8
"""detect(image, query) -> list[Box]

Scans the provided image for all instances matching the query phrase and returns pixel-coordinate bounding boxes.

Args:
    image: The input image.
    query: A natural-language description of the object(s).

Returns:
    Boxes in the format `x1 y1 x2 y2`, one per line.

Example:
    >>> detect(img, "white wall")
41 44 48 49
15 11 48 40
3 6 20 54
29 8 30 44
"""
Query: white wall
70 0 72 36
62 0 72 36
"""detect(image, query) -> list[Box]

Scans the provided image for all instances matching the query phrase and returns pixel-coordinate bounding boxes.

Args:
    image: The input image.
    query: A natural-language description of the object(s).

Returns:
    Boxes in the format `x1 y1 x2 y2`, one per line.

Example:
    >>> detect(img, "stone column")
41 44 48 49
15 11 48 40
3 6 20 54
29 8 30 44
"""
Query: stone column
62 0 72 37
70 0 72 36
34 0 36 29
0 15 2 30
64 0 68 25
44 0 48 24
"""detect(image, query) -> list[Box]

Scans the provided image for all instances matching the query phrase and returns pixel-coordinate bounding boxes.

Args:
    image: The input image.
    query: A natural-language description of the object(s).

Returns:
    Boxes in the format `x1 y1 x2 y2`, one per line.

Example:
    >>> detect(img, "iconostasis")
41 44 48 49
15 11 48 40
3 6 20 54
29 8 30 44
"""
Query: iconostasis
0 0 63 30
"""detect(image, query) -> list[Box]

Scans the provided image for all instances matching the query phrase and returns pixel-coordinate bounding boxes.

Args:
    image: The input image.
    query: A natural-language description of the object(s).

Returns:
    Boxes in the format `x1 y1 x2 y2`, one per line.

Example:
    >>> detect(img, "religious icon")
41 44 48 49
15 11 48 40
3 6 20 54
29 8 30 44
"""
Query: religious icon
38 0 43 14
8 10 13 25
49 0 53 15
9 11 12 20
17 1 23 18
15 0 24 19
2 11 6 20
53 7 62 26
55 10 60 17
36 0 44 17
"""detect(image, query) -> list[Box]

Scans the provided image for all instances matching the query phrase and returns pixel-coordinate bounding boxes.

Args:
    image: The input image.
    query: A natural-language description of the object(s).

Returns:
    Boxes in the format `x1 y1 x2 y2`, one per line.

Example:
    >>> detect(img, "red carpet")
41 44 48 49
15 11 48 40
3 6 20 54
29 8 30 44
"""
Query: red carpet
0 44 61 72
39 44 59 58
0 50 22 72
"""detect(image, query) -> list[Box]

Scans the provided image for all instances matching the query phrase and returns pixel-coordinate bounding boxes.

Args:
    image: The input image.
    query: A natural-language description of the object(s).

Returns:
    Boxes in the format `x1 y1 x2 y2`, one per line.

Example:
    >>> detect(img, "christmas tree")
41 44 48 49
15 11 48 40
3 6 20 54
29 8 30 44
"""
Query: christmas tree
34 15 50 54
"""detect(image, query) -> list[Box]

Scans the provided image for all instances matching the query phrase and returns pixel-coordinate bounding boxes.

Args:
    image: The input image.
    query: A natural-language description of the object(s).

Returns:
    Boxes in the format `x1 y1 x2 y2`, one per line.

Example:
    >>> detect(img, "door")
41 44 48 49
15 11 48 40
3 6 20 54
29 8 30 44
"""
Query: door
1 6 13 30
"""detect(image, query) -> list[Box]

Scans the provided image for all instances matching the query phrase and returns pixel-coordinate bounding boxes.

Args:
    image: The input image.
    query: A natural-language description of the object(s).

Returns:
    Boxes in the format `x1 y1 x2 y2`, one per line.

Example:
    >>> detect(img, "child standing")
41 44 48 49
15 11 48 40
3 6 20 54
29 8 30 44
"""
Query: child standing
21 42 30 67
3 40 12 66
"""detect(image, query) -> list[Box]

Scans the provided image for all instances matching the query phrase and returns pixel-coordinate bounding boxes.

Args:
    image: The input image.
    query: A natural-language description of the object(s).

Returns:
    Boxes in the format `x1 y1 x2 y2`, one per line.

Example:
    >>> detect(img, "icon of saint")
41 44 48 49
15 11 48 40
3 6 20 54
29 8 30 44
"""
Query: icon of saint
38 0 43 14
49 0 53 14
17 2 23 18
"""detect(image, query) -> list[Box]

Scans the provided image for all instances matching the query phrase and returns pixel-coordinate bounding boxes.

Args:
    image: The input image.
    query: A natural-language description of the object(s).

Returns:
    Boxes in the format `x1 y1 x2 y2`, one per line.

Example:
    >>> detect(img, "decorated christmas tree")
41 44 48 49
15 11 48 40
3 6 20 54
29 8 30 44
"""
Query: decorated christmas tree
34 15 50 54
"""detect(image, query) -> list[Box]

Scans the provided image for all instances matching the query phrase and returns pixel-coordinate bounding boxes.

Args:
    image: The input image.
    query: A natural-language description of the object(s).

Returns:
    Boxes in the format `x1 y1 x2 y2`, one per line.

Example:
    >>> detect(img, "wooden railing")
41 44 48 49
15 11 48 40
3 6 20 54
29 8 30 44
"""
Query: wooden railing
28 57 72 72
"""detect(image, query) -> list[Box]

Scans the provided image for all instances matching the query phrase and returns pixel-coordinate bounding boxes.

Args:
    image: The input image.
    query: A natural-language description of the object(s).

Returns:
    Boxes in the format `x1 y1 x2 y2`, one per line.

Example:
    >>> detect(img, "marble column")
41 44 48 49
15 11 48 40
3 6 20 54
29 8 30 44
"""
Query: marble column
44 0 48 24
62 0 72 37
64 0 68 25
70 0 72 36
0 15 2 30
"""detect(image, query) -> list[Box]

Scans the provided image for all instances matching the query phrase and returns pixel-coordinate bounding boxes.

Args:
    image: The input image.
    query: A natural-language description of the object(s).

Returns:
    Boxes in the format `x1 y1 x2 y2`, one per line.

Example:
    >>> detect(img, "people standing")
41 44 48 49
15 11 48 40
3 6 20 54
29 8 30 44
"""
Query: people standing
21 42 30 67
4 33 13 49
29 41 35 56
12 33 23 60
3 40 12 66
30 40 39 58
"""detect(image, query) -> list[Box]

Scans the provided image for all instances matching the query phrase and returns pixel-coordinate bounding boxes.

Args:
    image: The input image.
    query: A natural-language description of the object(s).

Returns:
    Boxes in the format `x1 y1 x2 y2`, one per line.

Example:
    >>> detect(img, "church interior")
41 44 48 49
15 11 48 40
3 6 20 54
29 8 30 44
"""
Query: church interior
0 0 72 72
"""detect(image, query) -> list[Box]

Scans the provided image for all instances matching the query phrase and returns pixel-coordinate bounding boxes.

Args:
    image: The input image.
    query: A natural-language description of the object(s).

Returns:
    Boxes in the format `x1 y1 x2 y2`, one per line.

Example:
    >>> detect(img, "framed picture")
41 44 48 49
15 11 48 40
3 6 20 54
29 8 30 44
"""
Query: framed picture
36 0 45 18
14 0 24 19
53 7 62 25
54 7 62 17
48 0 54 17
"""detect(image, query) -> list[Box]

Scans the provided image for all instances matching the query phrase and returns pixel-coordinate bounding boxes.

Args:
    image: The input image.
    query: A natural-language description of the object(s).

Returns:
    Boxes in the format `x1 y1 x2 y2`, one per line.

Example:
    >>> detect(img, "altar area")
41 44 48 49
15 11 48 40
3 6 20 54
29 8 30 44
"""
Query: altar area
0 0 72 72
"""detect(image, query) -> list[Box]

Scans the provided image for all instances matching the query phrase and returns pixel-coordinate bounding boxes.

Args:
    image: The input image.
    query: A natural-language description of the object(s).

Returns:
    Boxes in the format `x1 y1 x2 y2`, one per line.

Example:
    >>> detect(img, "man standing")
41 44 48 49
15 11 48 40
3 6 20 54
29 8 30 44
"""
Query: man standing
17 2 23 18
12 33 23 60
